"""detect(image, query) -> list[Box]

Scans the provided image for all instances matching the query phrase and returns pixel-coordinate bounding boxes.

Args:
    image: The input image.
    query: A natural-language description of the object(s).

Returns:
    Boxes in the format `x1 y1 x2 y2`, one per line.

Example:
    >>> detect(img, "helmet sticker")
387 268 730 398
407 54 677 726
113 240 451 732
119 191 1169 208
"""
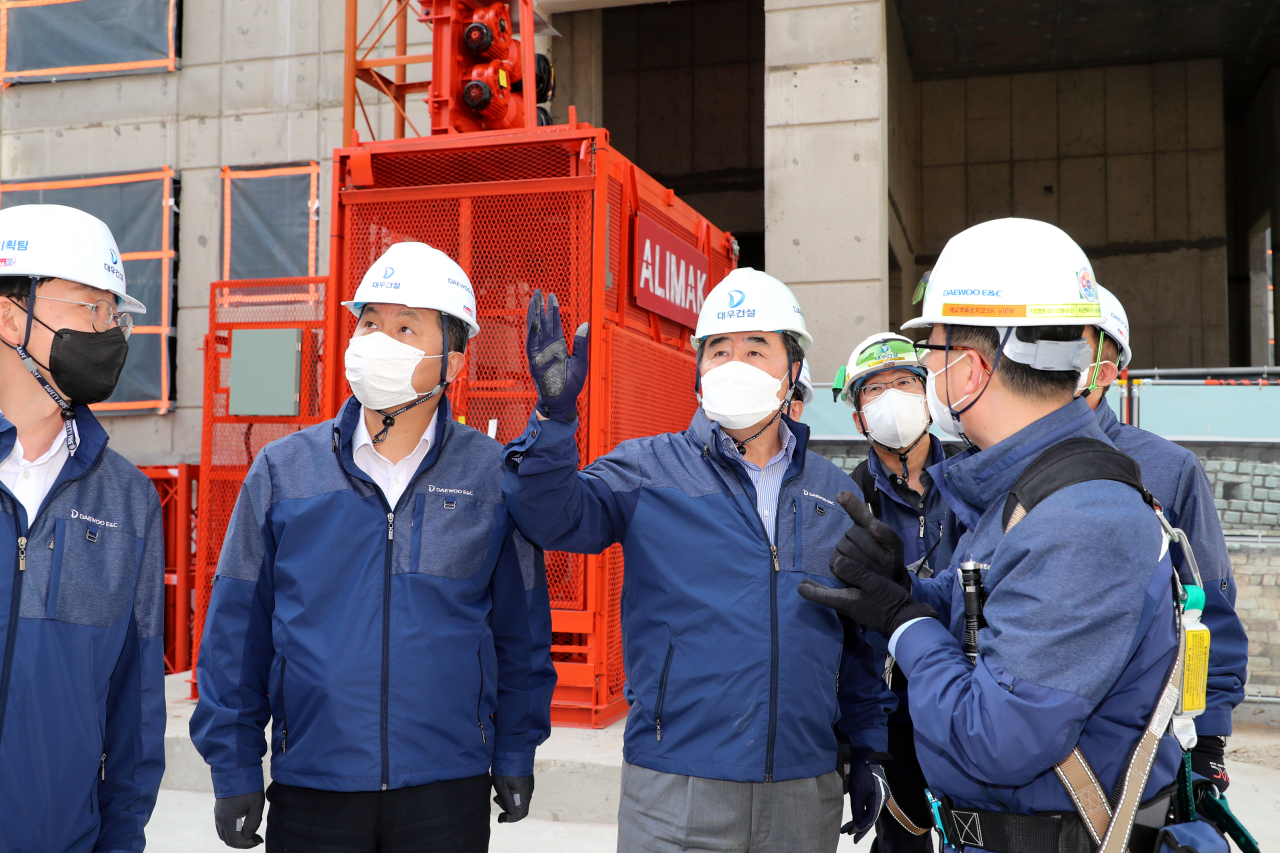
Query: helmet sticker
1077 268 1098 301
728 290 745 309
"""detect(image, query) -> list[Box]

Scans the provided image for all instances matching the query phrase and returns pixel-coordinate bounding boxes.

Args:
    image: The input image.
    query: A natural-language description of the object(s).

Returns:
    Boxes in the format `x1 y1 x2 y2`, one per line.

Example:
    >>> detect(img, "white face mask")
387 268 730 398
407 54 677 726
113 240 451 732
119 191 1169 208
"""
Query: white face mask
861 387 930 449
700 360 785 430
1075 359 1114 396
925 353 970 440
344 331 442 411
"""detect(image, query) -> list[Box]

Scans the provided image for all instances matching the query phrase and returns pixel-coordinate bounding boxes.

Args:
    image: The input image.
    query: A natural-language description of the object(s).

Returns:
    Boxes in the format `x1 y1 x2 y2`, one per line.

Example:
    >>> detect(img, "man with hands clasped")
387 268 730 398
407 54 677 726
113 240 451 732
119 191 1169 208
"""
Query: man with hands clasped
192 242 555 853
504 268 895 853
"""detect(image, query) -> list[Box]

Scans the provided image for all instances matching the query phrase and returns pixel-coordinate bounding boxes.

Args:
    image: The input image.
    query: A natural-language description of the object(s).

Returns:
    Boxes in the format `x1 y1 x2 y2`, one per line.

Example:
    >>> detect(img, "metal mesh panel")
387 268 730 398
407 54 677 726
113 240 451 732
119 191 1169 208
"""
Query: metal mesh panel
192 278 329 684
341 166 594 608
370 144 576 188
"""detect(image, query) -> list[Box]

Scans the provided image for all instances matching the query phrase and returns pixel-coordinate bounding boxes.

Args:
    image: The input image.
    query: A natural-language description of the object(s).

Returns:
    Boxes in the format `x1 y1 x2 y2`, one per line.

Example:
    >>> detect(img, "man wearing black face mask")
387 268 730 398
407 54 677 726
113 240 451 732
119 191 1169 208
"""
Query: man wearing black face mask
0 204 166 852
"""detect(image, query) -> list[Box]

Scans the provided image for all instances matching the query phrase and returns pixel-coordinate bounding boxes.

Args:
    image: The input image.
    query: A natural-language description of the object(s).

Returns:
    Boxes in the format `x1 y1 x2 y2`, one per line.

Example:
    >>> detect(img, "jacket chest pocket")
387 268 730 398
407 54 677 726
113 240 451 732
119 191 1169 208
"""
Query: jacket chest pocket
790 497 841 578
49 519 138 627
408 493 491 579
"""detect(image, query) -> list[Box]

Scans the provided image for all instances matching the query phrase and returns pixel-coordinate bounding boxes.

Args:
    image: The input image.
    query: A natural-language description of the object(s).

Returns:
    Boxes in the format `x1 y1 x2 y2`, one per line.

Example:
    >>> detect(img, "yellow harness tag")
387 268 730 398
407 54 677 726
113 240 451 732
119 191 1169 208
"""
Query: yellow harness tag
1181 623 1210 713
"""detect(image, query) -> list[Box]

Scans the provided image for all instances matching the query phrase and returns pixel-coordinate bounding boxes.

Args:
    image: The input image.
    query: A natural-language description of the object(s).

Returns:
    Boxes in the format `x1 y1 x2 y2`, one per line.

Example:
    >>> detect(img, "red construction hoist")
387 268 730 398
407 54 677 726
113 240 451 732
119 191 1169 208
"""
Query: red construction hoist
192 0 738 727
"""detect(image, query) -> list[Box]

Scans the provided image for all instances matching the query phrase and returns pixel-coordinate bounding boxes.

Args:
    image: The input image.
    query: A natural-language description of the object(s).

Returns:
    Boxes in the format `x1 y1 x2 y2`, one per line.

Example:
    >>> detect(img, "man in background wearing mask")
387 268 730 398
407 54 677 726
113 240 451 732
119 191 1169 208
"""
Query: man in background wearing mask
801 219 1182 853
832 333 962 852
503 268 894 853
193 242 556 852
0 204 166 851
1077 284 1247 804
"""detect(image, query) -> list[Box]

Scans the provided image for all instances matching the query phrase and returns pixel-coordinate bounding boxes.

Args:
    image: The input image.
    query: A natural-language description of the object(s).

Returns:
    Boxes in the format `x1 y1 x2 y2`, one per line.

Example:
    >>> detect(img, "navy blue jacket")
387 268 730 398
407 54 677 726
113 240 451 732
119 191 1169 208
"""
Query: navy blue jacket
192 397 556 796
901 399 1180 819
503 409 893 783
1095 403 1247 736
863 435 962 574
0 408 166 853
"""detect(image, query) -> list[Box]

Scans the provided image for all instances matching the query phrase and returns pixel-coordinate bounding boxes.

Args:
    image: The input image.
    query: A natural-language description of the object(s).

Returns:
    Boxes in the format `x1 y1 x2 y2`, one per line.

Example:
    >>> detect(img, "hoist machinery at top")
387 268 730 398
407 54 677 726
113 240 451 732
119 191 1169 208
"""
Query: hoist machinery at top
340 0 553 143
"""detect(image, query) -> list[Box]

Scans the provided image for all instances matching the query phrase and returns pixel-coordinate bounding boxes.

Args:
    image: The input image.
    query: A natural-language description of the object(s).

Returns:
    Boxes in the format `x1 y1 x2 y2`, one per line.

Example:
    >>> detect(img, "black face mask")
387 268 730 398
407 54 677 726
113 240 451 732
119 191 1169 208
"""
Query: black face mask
46 325 129 404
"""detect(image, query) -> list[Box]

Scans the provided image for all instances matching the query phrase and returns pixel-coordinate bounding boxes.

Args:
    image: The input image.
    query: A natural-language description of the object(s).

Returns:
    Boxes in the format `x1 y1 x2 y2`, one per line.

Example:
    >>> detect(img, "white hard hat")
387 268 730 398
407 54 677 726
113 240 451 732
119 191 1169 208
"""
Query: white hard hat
691 267 812 351
903 218 1101 331
1094 285 1132 369
343 242 480 338
833 333 925 409
793 358 814 404
0 204 144 313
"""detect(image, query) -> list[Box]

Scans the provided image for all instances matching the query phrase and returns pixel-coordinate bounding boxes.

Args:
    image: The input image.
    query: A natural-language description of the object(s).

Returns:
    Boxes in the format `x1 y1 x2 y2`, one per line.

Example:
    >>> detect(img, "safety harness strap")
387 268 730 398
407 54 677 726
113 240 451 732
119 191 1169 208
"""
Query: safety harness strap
1053 747 1113 844
885 793 931 836
1002 437 1151 533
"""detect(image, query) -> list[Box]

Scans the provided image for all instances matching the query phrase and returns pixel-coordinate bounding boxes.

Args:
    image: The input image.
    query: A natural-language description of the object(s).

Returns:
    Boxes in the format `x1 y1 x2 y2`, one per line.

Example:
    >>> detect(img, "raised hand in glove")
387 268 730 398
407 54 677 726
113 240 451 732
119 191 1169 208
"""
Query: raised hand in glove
213 792 265 848
842 748 890 842
525 289 589 423
1191 736 1230 794
834 491 910 591
493 775 535 824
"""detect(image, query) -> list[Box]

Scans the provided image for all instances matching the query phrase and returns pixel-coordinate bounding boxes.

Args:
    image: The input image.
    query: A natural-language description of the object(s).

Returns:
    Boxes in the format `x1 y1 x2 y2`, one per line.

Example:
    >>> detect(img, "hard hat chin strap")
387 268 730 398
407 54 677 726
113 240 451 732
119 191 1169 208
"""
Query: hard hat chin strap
2 277 79 453
371 311 454 445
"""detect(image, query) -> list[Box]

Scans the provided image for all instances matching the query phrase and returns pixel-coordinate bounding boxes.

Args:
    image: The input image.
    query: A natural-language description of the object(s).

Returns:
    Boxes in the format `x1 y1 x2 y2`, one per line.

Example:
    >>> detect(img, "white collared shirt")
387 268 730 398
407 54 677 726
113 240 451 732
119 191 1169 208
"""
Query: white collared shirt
352 407 438 509
0 428 69 525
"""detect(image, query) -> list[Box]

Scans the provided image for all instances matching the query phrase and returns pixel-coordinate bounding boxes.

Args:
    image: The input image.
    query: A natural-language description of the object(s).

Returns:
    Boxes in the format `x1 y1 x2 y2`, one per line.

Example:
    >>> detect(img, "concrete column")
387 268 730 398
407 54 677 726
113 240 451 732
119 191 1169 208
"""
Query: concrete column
548 11 604 127
764 0 888 382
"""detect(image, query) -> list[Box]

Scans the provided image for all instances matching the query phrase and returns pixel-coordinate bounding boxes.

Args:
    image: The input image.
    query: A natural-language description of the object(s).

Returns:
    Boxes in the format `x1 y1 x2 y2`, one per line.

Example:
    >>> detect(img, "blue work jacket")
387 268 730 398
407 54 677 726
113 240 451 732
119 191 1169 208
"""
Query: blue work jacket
1095 403 1247 736
503 408 893 783
863 435 962 574
900 399 1181 822
0 408 166 853
192 396 556 796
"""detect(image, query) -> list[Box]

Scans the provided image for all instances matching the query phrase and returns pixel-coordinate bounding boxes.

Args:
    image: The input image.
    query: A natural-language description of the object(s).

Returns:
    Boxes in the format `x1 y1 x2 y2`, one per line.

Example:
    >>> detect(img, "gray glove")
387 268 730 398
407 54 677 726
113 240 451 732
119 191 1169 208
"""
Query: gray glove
214 792 265 848
493 774 534 823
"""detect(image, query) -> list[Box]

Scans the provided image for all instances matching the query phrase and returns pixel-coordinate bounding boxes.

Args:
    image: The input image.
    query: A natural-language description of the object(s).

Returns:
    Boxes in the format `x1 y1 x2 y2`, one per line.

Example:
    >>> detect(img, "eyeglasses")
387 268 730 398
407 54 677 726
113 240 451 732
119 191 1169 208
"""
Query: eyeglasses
912 342 984 366
34 295 134 339
860 376 923 400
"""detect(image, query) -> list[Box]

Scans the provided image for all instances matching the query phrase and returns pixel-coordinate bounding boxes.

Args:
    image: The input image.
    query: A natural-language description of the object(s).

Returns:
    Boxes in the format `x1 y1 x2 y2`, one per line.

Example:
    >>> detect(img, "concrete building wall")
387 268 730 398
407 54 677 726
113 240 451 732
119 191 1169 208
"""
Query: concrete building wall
0 0 428 465
764 0 889 384
916 60 1229 370
884 0 918 333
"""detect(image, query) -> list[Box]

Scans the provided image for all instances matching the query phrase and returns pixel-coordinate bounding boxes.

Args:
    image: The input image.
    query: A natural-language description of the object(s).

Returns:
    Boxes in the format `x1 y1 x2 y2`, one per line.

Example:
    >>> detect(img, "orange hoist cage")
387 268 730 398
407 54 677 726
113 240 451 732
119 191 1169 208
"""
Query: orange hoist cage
190 122 737 727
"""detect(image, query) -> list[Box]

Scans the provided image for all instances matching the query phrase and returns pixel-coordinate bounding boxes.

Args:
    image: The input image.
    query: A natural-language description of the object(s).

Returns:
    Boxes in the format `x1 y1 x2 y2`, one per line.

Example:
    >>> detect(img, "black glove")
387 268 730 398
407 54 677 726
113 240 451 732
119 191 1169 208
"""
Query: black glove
213 792 265 849
834 491 910 592
493 774 535 823
525 289 589 423
841 748 890 841
798 566 936 637
1191 736 1229 793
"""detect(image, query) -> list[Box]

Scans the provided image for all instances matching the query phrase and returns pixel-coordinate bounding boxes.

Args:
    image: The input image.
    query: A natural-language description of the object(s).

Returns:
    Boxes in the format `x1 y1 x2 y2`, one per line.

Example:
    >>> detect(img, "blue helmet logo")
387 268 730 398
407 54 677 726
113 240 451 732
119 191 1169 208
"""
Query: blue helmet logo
728 290 745 309
383 266 394 279
109 248 119 264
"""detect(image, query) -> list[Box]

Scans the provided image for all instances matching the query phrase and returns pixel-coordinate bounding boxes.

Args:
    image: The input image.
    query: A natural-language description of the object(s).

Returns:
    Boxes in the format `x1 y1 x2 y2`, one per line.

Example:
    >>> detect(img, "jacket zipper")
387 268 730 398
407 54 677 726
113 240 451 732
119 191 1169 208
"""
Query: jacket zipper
699 438 800 783
655 643 675 741
380 511 393 791
280 657 289 754
476 646 487 744
0 454 105 747
338 414 449 795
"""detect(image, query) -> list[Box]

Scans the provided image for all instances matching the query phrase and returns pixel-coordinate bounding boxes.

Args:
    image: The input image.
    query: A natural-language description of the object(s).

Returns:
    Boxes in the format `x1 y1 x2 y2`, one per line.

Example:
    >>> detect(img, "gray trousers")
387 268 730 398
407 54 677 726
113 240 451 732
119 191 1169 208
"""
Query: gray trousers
617 762 844 853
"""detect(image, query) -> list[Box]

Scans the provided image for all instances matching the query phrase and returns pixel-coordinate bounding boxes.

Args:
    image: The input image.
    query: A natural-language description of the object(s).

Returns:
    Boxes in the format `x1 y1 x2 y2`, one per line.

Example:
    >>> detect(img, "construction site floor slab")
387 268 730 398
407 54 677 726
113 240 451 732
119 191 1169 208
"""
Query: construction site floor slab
159 675 1280 852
